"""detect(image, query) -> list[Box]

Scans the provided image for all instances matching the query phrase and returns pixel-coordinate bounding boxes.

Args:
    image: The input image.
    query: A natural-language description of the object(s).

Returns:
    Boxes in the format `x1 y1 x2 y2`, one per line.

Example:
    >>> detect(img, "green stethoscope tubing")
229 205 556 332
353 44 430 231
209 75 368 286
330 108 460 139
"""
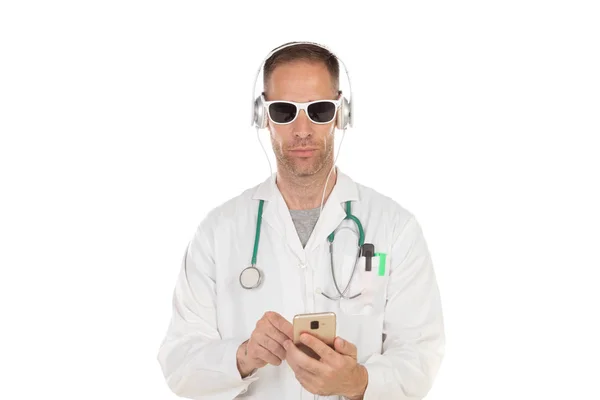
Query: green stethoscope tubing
251 199 265 267
328 200 365 246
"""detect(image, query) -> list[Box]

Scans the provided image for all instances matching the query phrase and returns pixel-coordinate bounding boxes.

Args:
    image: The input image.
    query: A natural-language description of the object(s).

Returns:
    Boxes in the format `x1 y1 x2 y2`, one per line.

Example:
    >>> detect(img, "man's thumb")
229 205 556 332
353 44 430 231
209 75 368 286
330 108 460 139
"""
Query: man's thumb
334 337 346 352
334 336 357 358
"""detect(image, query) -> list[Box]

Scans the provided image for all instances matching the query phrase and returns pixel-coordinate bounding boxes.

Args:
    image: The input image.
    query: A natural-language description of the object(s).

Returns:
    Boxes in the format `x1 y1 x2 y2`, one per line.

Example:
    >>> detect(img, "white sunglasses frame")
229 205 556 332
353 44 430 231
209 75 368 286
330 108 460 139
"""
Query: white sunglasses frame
262 94 342 125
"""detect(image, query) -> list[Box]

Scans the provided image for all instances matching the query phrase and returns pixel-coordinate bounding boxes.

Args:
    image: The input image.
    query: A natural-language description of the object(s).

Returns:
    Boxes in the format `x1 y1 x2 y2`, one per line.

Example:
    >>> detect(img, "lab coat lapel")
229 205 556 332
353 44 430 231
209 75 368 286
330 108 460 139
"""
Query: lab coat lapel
305 169 360 253
303 190 346 253
252 173 306 262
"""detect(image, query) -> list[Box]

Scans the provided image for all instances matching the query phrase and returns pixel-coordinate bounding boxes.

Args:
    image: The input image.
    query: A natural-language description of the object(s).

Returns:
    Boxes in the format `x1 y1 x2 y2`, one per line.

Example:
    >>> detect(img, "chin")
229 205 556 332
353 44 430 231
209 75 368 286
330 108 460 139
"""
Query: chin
291 168 316 178
292 163 326 178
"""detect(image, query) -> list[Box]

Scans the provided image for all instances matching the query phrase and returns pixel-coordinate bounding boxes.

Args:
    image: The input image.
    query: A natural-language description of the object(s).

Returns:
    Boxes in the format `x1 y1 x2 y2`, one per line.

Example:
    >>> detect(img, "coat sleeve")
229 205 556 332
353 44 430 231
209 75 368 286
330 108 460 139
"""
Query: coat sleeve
156 221 259 399
361 215 446 400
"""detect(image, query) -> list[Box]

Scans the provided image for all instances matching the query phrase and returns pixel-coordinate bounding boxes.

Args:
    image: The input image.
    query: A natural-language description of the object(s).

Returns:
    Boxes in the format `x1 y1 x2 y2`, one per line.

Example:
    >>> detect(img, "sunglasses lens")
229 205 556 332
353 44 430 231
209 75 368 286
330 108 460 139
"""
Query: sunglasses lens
307 101 336 123
269 102 297 124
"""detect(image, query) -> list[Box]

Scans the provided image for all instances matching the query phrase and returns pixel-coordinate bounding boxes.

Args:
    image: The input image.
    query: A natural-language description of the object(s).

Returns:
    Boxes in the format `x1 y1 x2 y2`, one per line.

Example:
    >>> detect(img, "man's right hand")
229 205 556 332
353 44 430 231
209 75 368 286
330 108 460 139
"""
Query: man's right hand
236 311 293 378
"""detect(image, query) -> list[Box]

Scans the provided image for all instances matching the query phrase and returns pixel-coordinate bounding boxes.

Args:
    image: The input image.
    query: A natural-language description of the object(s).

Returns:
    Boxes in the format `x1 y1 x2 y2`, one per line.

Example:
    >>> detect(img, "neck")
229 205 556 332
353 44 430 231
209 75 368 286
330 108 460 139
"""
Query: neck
276 165 337 210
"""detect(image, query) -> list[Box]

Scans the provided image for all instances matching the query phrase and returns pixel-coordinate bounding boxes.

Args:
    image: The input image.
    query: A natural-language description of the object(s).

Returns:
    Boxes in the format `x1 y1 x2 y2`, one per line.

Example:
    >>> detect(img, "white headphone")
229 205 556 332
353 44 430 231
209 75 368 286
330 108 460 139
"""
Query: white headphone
251 41 354 130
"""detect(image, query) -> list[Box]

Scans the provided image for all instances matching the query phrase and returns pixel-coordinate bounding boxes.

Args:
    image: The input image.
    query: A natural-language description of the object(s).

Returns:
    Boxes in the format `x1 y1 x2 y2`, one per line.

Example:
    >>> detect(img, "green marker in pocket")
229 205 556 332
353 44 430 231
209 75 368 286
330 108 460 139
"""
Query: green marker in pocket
374 252 387 276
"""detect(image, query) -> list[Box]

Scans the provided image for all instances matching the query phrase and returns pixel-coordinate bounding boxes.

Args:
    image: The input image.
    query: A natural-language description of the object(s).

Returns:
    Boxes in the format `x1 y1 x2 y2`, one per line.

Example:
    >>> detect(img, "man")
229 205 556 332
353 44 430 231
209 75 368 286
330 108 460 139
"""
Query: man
157 42 445 399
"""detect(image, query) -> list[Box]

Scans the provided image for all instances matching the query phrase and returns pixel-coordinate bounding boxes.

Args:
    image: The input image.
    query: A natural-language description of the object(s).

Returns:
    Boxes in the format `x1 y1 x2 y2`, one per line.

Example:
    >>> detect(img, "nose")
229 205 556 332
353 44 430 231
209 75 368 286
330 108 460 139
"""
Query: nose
293 109 313 138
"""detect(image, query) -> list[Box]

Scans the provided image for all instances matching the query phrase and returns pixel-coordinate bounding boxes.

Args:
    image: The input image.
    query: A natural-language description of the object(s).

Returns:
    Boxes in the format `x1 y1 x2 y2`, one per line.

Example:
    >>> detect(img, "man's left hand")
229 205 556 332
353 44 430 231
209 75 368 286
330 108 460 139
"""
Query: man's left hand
283 334 368 399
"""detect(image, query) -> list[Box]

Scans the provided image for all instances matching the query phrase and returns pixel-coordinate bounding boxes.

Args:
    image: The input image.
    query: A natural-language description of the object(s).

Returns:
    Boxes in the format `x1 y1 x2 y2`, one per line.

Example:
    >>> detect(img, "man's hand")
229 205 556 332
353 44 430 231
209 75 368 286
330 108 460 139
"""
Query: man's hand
283 334 369 399
236 311 293 378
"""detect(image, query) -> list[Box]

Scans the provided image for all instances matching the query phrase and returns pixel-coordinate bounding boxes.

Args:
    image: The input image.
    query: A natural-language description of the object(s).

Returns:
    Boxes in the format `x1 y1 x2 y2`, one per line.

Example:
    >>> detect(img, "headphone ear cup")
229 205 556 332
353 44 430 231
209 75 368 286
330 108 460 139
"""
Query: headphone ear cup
336 97 350 130
253 96 267 129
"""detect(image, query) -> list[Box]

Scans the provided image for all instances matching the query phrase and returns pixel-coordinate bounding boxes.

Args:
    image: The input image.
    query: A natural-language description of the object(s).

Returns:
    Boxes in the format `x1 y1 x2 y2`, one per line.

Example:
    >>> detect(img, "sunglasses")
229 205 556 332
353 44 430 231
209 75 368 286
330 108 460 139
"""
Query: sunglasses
262 95 341 125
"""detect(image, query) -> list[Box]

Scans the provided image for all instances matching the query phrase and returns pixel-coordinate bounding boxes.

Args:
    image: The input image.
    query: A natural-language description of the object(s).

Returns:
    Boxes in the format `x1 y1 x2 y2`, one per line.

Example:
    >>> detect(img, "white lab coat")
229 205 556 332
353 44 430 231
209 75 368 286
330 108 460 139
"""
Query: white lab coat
157 169 445 400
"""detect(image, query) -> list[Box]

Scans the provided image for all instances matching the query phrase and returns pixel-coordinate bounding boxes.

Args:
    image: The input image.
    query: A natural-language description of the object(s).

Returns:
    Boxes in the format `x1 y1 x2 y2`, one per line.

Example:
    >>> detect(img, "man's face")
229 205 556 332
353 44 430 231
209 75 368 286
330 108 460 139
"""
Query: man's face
265 61 337 178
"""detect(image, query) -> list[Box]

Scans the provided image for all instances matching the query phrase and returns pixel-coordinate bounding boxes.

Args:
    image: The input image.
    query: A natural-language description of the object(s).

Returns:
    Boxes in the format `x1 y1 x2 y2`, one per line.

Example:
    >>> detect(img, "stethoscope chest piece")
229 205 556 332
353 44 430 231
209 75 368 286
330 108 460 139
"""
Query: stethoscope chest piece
239 265 262 289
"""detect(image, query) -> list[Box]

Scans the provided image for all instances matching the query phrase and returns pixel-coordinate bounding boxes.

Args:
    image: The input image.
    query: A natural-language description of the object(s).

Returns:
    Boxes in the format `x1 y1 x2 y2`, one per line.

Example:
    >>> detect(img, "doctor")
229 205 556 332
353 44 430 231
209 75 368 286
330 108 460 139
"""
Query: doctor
157 41 445 399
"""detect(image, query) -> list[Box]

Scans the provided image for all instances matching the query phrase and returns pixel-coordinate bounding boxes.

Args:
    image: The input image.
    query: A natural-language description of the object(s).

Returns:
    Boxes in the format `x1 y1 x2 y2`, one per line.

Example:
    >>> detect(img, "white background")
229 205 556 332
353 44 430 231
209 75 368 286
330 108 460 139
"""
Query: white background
1 1 599 399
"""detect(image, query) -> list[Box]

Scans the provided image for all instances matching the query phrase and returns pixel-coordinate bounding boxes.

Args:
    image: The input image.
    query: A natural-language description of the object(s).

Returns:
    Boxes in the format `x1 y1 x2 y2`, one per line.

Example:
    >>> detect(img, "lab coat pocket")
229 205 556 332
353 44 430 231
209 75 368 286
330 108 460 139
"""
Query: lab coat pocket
339 253 388 316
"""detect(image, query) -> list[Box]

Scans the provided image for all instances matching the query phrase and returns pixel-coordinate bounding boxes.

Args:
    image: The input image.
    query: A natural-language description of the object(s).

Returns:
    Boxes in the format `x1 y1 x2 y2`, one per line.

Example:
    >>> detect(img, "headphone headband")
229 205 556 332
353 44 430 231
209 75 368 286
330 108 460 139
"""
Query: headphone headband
251 41 354 129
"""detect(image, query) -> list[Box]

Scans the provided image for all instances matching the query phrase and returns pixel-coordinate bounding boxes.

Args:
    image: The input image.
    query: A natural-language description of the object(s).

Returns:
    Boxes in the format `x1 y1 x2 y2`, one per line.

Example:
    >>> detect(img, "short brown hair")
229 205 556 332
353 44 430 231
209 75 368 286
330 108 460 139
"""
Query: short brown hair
262 42 340 95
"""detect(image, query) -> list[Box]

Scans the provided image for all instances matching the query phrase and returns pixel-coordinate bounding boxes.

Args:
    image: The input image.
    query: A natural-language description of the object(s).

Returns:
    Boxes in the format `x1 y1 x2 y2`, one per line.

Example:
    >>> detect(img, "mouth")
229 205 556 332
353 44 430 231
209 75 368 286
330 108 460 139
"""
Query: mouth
289 148 317 157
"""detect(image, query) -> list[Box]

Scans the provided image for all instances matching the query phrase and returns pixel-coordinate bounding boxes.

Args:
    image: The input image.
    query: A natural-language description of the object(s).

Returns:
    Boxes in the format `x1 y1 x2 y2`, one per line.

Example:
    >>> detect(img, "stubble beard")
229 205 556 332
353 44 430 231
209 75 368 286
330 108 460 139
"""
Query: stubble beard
272 135 335 179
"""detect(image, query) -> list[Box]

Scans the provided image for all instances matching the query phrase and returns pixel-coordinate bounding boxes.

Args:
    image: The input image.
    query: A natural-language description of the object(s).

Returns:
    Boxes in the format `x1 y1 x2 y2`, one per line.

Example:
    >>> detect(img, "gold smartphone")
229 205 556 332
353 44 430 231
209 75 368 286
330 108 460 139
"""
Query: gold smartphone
293 312 336 359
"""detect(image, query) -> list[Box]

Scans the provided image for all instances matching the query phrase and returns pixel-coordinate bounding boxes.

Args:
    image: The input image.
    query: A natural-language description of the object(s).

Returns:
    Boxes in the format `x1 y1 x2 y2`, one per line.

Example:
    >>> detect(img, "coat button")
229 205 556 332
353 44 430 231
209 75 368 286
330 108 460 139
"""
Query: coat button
298 263 306 269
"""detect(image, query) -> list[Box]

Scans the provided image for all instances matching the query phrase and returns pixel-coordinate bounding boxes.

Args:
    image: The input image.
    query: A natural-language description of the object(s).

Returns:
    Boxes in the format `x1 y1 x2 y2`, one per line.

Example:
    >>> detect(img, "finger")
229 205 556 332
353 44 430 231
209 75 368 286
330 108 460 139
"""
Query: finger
256 331 287 361
299 333 336 361
253 342 284 366
333 336 357 358
283 340 311 368
284 339 326 375
263 320 292 347
265 311 294 340
249 336 283 365
283 340 301 371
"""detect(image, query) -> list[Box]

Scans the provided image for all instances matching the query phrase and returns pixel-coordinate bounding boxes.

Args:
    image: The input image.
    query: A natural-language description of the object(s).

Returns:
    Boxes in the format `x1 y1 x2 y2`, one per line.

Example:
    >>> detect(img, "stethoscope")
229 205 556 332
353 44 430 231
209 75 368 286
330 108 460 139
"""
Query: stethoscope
239 199 370 300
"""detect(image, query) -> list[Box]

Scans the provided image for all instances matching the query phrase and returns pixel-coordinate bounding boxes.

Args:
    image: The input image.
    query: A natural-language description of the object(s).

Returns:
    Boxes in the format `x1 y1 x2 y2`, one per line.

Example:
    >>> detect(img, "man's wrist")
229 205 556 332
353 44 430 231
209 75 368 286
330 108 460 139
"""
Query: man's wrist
346 364 368 400
236 340 256 378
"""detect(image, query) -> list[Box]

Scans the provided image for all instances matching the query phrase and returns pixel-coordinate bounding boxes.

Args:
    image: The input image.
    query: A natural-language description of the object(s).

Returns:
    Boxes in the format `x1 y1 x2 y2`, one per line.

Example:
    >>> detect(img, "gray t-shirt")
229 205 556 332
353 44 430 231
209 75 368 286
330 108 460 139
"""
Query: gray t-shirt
289 207 320 248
